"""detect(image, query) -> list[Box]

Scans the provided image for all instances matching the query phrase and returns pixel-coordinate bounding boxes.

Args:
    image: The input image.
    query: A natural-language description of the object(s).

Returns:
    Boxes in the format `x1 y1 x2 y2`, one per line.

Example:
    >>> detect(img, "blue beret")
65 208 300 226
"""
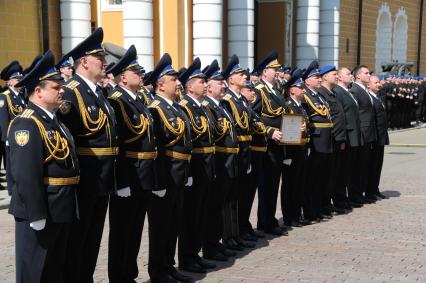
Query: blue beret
319 66 336 76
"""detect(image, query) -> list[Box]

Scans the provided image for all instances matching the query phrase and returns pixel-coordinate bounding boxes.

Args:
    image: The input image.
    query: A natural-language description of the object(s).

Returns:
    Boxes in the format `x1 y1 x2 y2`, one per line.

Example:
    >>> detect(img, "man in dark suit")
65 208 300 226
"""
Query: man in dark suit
177 58 216 274
105 45 158 283
349 65 377 204
251 51 286 236
202 60 238 262
368 75 389 200
57 28 119 283
317 66 348 215
301 61 333 222
146 53 193 283
8 51 79 283
333 67 363 209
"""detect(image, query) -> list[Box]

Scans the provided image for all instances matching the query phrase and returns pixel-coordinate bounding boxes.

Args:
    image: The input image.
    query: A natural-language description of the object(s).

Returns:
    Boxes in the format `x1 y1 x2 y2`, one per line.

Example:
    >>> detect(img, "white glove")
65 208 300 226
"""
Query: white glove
185 177 193 187
152 189 166 198
5 140 9 146
307 148 311 157
247 164 252 174
30 219 46 231
116 187 131 197
283 159 292 166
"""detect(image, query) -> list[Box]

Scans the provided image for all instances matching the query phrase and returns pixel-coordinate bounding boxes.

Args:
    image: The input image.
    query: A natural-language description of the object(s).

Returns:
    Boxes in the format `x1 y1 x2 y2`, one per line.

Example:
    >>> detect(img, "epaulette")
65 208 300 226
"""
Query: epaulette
223 94 232 100
255 83 265 90
0 90 10 95
202 100 209 107
64 80 80 90
110 91 122 100
20 109 34 118
179 99 188 106
285 100 292 105
148 100 160 108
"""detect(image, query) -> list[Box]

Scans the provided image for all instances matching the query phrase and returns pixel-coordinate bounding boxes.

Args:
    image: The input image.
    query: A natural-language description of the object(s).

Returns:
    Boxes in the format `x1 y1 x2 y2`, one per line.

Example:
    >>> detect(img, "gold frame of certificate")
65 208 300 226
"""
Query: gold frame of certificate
280 114 304 145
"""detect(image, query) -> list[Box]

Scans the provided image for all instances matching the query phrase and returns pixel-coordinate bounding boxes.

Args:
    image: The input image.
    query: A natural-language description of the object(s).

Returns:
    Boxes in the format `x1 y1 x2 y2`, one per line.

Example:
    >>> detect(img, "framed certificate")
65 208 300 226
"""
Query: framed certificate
280 114 304 145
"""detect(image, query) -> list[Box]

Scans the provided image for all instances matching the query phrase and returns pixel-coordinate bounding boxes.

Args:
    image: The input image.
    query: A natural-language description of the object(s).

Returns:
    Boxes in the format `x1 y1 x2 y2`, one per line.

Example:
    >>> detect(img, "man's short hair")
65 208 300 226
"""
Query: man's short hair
352 65 369 78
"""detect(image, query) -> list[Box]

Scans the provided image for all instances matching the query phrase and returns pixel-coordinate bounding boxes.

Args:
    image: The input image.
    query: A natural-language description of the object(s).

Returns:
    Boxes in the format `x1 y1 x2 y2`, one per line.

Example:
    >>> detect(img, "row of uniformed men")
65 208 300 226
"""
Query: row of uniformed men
2 27 388 283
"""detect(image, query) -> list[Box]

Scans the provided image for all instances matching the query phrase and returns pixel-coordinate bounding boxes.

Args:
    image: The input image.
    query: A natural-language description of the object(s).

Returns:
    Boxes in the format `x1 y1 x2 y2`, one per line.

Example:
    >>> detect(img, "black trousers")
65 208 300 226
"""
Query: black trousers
330 142 350 209
260 144 284 230
148 183 183 279
281 147 307 223
239 152 264 235
306 151 332 219
347 146 363 202
203 176 235 256
359 142 376 198
178 171 211 266
369 143 385 196
16 219 70 283
108 190 151 283
223 172 239 240
65 194 109 283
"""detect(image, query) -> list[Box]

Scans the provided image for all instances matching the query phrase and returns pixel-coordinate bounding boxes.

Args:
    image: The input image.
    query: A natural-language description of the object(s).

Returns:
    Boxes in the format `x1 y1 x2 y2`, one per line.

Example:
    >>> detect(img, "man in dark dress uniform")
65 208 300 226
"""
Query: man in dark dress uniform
301 61 333 222
333 67 363 209
317 66 348 216
0 60 26 191
201 59 238 261
221 55 255 250
146 53 192 283
8 50 79 283
367 75 389 200
177 58 217 274
281 70 311 227
349 65 377 204
57 28 119 283
251 51 286 236
105 45 157 283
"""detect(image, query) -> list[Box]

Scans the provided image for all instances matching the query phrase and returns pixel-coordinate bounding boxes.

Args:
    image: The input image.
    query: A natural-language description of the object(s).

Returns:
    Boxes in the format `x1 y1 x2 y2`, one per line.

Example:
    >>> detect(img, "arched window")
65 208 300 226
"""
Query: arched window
392 7 408 63
375 3 392 73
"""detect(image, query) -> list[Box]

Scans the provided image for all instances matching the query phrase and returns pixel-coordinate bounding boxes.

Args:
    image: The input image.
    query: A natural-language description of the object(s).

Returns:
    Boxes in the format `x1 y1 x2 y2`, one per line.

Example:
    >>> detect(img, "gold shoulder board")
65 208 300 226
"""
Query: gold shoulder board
149 100 160 108
64 80 80 90
202 100 209 106
255 83 265 90
179 99 188 106
1 90 10 95
20 109 34 118
223 94 232 100
110 91 122 99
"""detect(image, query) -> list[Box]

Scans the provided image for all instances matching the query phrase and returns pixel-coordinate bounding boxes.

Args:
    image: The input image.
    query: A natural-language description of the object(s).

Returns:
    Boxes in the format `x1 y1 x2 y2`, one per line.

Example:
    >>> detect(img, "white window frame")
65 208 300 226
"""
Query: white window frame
101 0 123 12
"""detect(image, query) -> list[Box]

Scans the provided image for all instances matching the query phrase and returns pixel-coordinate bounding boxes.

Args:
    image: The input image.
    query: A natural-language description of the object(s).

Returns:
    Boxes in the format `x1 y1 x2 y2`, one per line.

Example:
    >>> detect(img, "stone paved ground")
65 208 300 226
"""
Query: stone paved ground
1 128 426 282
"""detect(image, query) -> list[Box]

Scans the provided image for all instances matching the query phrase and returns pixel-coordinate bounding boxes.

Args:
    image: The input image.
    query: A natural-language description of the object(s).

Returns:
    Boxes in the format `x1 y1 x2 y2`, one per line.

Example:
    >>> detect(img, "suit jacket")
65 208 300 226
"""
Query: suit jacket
370 92 390 146
318 86 346 143
8 103 79 223
179 95 215 182
149 95 192 188
108 86 158 193
333 84 362 147
58 74 119 196
204 96 239 179
349 82 377 144
302 87 333 153
222 88 251 174
0 87 27 142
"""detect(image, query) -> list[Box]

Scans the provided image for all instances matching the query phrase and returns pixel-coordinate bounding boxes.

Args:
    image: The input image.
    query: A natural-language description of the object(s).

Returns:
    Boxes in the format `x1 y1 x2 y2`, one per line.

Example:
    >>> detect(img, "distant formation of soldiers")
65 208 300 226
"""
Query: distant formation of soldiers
0 27 412 283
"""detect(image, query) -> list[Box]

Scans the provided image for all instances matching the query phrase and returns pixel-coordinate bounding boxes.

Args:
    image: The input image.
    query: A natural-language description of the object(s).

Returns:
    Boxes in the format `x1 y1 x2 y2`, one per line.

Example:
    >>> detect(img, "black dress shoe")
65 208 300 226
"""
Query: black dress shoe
333 206 349 215
235 238 256 248
179 263 206 274
220 248 236 257
171 269 194 281
250 230 265 238
223 239 244 251
196 257 216 269
0 184 5 191
265 226 283 236
349 200 363 208
376 192 389 199
240 232 258 242
291 220 303 227
363 197 376 204
300 218 315 226
151 274 179 283
203 252 228 262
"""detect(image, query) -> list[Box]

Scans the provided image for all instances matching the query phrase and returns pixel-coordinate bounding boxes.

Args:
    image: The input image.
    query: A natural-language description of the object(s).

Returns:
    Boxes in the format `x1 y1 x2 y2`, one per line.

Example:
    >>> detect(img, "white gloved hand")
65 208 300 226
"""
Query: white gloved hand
152 189 166 198
307 148 311 157
247 164 252 174
283 159 292 166
116 187 131 197
185 177 193 187
30 219 46 231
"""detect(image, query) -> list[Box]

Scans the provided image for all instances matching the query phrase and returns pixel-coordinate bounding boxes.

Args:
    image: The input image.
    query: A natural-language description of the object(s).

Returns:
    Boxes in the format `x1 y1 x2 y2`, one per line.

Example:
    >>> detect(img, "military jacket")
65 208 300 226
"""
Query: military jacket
149 95 192 188
203 96 239 179
0 87 27 142
57 74 119 196
302 88 333 153
108 86 158 193
138 86 155 106
8 103 79 223
318 86 347 143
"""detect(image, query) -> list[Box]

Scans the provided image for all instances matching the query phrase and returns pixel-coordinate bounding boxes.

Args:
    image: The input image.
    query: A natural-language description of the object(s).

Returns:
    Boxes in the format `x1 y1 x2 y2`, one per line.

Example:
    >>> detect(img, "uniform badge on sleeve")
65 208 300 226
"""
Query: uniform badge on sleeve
14 130 29 146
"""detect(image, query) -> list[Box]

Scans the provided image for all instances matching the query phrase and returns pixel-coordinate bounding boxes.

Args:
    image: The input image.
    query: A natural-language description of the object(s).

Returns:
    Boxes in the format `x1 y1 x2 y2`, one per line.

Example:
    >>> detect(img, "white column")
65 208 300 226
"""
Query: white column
123 0 154 70
60 0 91 54
284 0 293 65
296 0 320 67
319 0 340 67
193 0 222 68
228 0 255 69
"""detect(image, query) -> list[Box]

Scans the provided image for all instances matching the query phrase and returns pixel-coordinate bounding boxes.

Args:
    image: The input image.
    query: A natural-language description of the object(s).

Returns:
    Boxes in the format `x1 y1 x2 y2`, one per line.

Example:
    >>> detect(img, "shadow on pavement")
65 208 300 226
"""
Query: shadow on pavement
382 190 401 198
